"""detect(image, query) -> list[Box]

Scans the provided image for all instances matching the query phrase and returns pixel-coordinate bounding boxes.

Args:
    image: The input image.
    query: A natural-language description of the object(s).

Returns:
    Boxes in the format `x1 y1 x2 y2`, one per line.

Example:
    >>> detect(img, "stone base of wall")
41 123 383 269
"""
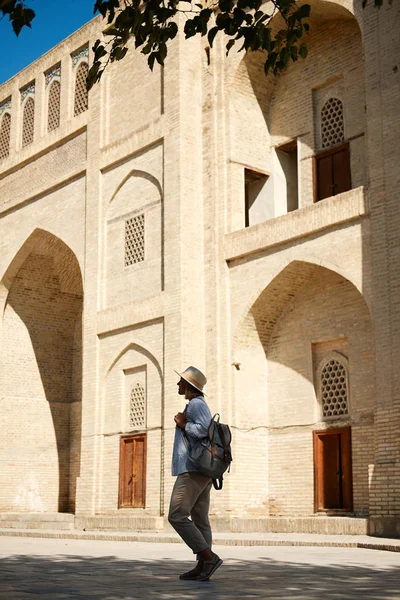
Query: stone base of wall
368 517 400 538
74 515 164 532
0 513 74 530
213 517 369 535
80 514 369 535
5 513 400 536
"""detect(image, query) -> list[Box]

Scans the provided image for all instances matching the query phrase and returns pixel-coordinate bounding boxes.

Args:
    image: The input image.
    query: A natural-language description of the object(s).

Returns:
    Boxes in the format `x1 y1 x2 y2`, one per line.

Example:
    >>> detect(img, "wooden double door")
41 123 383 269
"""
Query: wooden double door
313 427 353 512
119 434 147 508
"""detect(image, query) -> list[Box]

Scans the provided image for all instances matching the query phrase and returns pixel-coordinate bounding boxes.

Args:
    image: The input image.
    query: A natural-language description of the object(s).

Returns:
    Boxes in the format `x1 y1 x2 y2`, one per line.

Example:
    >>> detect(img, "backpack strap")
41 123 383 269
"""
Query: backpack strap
212 475 223 490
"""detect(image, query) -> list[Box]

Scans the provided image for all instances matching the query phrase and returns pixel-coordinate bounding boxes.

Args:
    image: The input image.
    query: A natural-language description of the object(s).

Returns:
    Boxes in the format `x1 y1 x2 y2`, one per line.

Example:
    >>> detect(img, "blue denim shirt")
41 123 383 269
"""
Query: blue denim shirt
171 395 212 476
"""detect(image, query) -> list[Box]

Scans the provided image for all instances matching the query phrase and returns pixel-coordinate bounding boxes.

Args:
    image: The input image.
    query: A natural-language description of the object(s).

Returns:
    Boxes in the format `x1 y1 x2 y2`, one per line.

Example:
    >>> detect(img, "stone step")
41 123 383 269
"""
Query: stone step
0 528 399 553
0 513 74 530
0 513 369 535
76 515 369 535
214 516 369 535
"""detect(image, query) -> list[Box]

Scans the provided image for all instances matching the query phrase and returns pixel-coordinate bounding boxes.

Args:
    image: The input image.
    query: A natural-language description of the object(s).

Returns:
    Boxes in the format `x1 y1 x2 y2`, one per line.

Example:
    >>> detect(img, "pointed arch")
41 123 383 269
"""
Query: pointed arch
0 228 83 513
74 62 88 116
0 228 82 316
107 341 163 381
109 169 163 206
234 256 368 345
0 112 11 159
47 79 61 131
22 96 35 147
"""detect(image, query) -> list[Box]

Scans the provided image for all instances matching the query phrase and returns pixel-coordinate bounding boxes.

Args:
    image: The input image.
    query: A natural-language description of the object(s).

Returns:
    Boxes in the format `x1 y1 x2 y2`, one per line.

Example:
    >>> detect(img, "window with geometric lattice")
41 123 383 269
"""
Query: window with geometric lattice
320 356 349 419
47 80 61 131
0 112 11 159
74 62 89 116
22 97 35 147
129 383 146 430
321 98 344 149
125 214 145 266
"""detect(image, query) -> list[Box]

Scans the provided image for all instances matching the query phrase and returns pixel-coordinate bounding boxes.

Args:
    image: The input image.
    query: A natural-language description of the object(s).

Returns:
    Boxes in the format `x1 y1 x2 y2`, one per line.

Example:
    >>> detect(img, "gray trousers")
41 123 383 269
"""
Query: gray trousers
168 472 212 554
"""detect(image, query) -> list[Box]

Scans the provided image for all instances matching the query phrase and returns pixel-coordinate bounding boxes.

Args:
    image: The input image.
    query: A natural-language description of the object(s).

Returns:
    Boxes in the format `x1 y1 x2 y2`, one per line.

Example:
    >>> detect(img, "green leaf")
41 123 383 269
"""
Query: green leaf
299 43 308 59
167 21 178 39
208 26 219 47
184 19 197 38
297 4 311 19
261 27 271 50
226 38 235 54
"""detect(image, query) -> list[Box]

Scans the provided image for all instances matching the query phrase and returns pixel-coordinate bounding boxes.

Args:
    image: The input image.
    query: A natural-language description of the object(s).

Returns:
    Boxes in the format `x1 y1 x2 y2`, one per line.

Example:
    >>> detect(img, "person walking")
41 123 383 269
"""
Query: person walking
168 366 223 581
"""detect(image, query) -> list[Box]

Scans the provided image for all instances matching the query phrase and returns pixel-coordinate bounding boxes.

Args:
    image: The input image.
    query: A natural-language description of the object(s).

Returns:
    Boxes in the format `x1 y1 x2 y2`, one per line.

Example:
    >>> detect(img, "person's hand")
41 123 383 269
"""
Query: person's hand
174 412 186 429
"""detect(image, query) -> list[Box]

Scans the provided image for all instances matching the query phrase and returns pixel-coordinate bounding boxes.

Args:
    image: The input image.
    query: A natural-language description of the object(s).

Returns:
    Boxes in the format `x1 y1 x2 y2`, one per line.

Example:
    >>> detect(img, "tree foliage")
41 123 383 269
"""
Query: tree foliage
0 0 394 90
0 0 35 35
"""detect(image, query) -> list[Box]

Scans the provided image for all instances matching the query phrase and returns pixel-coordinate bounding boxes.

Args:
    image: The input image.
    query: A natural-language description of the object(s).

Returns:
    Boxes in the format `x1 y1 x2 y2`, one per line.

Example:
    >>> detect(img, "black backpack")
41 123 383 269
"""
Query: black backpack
185 414 232 490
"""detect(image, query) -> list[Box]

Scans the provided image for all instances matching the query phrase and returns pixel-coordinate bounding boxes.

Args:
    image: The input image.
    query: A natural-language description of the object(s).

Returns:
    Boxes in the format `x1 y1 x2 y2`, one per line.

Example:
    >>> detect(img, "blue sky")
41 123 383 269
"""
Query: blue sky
0 0 96 84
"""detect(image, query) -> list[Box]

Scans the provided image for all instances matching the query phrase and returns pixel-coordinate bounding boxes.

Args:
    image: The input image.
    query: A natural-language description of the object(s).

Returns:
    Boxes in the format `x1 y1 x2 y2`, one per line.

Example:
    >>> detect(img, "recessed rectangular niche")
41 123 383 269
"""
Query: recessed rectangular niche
275 139 299 214
244 168 271 227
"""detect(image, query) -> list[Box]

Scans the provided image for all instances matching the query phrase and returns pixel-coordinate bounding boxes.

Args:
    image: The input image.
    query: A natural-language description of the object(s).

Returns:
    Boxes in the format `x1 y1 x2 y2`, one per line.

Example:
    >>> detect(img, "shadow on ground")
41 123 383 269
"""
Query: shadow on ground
0 553 399 599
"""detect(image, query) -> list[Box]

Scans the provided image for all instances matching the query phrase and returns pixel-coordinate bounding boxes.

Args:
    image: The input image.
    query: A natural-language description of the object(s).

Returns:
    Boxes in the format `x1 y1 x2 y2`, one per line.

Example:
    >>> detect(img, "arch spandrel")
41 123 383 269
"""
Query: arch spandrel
109 169 163 206
106 341 163 381
233 255 367 345
226 0 362 90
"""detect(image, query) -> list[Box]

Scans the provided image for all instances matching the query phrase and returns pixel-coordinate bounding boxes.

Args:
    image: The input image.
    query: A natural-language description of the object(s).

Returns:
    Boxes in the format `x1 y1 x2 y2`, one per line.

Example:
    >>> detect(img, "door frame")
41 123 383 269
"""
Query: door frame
313 426 353 513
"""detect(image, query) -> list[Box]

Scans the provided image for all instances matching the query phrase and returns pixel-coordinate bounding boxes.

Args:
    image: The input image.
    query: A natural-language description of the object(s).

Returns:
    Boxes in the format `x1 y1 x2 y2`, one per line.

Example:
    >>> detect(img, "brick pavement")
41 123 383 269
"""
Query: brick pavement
0 537 399 599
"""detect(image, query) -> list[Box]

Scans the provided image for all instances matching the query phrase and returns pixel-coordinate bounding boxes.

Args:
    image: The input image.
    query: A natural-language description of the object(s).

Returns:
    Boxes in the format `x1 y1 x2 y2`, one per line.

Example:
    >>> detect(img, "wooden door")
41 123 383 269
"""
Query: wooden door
314 142 351 201
313 427 352 512
119 434 146 508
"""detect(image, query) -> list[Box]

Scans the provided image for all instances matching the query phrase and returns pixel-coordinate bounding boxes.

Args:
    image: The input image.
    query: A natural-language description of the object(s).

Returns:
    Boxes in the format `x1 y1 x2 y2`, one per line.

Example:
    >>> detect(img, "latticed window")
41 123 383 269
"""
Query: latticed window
129 383 146 429
321 98 344 149
22 97 35 147
74 62 89 116
0 113 11 159
47 80 61 131
125 214 145 266
320 358 348 418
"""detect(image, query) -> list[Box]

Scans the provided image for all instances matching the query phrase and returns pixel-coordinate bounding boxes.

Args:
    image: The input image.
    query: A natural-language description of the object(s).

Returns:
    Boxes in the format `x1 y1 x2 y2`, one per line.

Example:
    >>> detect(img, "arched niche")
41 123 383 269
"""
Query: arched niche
231 259 375 517
98 342 163 514
104 170 163 309
0 229 83 513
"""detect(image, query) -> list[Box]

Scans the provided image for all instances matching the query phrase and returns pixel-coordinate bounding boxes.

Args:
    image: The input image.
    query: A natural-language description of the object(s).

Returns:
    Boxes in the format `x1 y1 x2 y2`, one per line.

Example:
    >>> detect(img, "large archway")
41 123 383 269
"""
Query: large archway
232 260 375 517
0 230 83 513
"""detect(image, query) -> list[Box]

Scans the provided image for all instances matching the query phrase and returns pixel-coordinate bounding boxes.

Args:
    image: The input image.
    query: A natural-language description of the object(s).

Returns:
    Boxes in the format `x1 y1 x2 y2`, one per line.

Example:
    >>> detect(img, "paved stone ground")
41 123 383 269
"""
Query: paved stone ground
1 537 400 599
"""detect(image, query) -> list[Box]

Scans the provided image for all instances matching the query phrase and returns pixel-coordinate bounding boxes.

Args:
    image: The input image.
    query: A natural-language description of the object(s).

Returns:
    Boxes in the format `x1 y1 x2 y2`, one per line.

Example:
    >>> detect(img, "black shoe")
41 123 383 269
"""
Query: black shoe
196 553 223 581
179 561 204 580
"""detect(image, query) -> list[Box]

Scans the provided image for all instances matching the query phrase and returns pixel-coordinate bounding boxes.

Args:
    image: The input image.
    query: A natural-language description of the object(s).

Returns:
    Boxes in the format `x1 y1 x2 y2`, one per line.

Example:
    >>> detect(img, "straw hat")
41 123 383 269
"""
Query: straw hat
175 366 207 393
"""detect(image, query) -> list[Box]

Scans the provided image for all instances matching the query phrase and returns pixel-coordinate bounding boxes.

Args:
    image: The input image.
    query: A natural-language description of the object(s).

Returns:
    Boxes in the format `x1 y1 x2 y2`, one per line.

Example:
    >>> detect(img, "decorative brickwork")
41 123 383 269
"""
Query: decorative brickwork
21 97 35 147
47 81 61 131
72 45 89 69
124 214 145 266
45 64 61 87
0 98 11 116
0 112 11 159
20 82 35 103
321 97 345 148
319 354 349 418
129 383 146 429
74 63 88 116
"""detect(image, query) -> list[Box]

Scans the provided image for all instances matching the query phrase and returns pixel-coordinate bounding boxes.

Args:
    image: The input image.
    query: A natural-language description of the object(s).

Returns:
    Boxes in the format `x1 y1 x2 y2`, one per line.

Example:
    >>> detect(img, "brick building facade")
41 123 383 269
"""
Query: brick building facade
0 0 399 536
